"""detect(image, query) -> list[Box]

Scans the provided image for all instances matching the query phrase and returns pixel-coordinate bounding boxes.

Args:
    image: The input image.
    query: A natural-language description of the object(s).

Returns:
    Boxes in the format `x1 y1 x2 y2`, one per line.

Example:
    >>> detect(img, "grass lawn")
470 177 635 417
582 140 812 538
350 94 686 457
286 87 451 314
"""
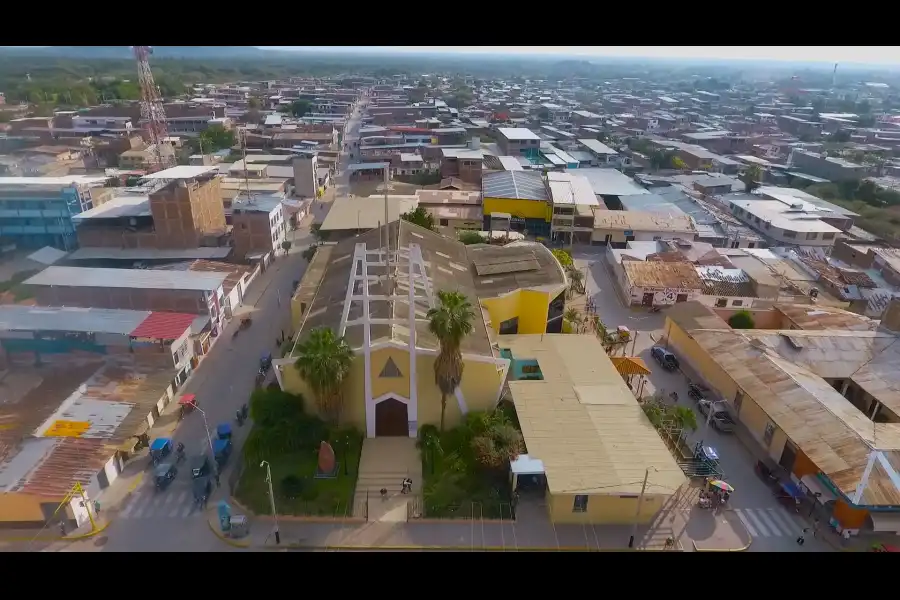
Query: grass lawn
235 435 362 517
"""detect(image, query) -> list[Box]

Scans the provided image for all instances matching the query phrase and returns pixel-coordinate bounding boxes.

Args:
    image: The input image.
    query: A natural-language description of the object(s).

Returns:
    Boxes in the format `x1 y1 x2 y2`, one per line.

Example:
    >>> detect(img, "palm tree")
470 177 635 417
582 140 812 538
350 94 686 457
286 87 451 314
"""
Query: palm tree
427 290 475 431
568 269 584 296
564 307 581 333
293 326 354 424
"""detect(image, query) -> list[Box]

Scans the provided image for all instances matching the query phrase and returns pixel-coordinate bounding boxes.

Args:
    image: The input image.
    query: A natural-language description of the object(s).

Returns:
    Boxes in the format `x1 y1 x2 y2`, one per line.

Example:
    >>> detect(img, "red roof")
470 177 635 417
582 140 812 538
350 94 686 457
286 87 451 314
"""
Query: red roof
130 312 197 340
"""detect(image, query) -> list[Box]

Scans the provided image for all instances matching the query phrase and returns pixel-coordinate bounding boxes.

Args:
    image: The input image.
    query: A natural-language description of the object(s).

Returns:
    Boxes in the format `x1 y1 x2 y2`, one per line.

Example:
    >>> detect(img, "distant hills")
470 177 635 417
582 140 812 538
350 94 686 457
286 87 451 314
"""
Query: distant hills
0 46 275 60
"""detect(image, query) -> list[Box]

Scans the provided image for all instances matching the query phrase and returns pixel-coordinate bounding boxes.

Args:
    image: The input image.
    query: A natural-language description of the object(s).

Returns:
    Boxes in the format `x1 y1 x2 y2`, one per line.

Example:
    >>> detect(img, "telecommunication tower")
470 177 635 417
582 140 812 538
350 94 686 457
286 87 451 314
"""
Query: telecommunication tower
132 46 175 172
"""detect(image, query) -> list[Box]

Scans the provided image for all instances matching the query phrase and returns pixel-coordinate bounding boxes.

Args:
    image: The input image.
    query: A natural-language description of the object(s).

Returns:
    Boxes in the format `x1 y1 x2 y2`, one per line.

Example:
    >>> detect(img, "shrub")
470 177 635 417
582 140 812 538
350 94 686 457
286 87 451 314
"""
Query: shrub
458 230 485 245
728 310 755 330
281 475 307 499
551 249 573 269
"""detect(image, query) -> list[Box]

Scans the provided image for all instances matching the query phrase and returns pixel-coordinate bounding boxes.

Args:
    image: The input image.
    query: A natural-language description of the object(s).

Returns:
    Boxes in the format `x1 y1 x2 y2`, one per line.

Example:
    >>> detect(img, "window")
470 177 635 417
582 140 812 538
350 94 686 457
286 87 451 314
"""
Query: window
805 232 818 240
379 357 403 378
823 232 836 240
782 230 797 238
573 495 589 513
715 298 727 307
732 299 743 307
439 219 449 227
747 242 756 248
763 422 776 446
499 317 519 335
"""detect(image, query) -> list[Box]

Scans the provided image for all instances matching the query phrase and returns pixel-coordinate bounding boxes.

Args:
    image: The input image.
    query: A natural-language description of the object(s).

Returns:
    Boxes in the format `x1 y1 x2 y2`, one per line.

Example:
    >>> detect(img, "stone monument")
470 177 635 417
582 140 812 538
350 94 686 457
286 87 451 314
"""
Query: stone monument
315 440 338 478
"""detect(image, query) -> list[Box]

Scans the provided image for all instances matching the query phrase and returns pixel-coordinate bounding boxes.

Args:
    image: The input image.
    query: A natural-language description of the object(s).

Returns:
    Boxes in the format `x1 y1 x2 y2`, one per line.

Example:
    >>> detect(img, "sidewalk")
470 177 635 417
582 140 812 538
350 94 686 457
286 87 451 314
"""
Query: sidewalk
205 492 751 552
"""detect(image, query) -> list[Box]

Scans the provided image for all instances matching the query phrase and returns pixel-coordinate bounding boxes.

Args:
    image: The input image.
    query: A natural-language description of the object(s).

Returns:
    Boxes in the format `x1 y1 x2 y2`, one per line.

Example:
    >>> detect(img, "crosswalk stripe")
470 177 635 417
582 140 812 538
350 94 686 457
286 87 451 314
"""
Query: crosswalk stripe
734 509 757 537
755 509 782 536
766 508 798 534
743 510 772 537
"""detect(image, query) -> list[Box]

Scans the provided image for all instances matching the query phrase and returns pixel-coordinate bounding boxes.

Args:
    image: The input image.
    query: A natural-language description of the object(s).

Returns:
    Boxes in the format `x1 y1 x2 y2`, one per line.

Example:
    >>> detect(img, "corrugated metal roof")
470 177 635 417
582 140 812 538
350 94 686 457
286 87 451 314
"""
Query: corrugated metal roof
482 171 548 202
0 305 151 335
130 311 197 339
67 247 233 261
26 246 67 266
24 266 227 291
507 334 686 496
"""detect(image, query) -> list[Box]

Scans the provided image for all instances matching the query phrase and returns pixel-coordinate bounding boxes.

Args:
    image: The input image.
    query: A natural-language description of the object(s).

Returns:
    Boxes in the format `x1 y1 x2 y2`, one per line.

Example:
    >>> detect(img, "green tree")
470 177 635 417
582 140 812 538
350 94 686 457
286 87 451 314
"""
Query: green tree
293 327 354 423
671 156 688 171
301 245 317 262
564 307 581 333
728 310 755 330
567 268 584 296
427 290 476 431
536 107 550 121
248 97 262 110
740 164 763 193
196 124 235 153
400 205 436 231
832 129 851 143
458 230 485 245
470 412 524 469
280 240 292 254
288 99 312 118
551 248 573 269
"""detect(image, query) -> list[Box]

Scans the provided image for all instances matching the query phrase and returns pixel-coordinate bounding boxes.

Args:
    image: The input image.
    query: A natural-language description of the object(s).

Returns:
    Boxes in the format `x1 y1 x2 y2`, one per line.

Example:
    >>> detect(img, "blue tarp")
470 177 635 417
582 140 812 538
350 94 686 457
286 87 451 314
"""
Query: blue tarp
216 423 232 438
150 438 171 452
213 439 230 455
780 480 804 499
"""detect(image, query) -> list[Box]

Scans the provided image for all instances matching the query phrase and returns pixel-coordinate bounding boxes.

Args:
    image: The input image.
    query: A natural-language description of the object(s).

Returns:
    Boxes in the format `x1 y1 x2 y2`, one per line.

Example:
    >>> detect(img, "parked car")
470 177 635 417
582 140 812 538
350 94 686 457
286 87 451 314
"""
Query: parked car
651 346 680 372
710 412 736 433
697 398 726 417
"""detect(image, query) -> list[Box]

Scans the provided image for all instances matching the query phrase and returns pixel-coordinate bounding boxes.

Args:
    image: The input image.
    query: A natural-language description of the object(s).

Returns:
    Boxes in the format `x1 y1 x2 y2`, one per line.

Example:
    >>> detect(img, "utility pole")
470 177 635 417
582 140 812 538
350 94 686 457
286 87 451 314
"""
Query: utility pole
628 467 652 549
260 460 281 544
73 482 96 533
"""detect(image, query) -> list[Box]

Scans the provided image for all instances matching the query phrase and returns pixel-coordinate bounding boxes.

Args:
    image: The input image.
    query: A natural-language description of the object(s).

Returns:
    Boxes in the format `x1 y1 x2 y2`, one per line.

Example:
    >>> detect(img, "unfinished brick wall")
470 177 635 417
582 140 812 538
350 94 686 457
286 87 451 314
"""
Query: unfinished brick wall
149 177 226 248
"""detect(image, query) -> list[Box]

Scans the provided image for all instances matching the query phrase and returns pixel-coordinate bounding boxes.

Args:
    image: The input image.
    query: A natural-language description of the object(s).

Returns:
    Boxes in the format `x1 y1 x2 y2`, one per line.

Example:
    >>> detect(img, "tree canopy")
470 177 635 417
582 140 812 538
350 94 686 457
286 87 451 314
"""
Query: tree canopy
400 206 436 231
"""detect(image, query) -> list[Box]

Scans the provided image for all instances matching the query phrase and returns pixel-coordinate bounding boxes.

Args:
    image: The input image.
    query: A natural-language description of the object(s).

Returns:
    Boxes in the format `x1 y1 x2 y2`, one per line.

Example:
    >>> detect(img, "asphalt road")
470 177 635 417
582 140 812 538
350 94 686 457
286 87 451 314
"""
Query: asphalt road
47 99 367 553
576 247 828 552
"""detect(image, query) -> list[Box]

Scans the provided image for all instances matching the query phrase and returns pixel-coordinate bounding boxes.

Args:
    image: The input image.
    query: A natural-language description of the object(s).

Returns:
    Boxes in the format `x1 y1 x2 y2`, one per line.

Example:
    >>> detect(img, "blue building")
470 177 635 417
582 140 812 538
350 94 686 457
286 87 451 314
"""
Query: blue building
0 175 110 250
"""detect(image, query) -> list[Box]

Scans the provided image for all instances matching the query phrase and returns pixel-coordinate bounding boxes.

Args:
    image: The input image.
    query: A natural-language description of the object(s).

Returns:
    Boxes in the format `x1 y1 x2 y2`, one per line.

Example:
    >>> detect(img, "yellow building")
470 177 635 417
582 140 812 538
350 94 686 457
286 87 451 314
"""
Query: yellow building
280 220 567 437
482 171 552 237
504 334 687 525
664 301 900 536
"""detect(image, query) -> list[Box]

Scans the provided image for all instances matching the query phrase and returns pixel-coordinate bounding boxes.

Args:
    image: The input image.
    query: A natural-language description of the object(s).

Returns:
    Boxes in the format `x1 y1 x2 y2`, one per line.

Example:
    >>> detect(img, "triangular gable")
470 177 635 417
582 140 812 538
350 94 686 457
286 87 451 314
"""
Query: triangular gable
379 357 403 378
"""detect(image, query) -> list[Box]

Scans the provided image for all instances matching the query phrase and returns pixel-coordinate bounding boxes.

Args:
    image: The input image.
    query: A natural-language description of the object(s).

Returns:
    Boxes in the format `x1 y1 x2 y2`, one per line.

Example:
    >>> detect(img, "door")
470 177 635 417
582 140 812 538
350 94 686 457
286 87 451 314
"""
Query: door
641 292 654 307
375 398 409 437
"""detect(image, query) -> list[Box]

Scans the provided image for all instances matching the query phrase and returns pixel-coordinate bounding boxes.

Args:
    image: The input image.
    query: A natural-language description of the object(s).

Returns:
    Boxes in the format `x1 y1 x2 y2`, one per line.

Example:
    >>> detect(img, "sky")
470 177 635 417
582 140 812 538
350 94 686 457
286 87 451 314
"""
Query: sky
259 46 900 66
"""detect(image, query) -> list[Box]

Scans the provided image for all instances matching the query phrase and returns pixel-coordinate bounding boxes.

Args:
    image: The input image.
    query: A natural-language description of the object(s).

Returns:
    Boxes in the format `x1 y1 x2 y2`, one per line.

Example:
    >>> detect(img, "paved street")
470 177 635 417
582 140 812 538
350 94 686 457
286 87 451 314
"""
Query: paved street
41 98 368 553
570 246 827 552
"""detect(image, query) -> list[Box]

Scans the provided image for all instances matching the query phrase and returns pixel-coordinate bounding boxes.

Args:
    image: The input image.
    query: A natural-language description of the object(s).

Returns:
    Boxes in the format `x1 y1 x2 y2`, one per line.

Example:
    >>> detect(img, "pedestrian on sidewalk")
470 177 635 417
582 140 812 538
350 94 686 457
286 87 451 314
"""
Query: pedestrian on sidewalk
511 491 519 520
93 500 101 517
797 528 809 546
380 487 387 501
58 521 67 536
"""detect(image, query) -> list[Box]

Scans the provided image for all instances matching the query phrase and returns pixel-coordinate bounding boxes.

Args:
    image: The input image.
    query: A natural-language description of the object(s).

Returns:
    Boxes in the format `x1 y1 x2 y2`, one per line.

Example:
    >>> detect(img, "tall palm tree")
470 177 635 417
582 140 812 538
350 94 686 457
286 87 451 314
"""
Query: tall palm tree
293 326 354 424
564 307 581 333
427 290 475 431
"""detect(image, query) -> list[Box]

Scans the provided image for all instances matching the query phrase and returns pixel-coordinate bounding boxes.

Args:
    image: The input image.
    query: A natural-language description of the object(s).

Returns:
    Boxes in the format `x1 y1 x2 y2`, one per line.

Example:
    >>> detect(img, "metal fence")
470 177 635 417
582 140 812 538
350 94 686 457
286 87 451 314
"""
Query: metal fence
407 495 508 521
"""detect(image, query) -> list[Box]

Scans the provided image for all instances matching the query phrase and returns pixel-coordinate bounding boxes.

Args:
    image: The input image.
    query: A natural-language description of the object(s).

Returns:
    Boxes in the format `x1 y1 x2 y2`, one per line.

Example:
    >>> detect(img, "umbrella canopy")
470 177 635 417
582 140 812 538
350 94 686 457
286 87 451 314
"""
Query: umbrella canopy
178 394 196 406
708 479 734 493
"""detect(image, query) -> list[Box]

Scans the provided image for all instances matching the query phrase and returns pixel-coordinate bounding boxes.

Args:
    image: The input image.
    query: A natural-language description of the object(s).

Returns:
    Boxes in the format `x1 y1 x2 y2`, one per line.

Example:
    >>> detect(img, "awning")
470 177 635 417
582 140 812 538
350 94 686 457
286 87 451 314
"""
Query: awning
610 356 651 377
511 454 545 475
869 512 900 534
178 394 196 406
801 474 839 504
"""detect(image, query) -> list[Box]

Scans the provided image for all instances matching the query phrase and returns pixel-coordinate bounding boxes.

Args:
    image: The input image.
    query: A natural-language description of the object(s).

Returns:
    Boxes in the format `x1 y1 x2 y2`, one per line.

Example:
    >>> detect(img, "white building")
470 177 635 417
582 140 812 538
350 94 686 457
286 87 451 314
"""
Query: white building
722 193 842 248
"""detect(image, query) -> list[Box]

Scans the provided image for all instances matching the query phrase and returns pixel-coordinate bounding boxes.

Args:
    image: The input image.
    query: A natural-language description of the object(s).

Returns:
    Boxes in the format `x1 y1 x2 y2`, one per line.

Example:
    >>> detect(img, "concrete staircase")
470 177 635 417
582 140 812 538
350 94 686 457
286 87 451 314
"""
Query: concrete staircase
352 437 422 521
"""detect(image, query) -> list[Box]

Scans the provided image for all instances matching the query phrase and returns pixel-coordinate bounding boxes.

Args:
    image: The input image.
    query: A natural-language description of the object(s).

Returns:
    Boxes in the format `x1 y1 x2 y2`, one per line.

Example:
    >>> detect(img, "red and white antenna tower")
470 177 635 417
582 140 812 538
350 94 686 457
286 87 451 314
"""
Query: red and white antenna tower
132 46 174 172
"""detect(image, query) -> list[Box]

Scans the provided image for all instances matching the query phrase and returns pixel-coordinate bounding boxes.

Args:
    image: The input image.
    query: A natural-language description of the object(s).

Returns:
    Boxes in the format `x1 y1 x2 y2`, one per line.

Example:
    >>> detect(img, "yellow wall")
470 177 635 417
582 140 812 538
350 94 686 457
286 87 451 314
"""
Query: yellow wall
0 493 67 524
665 317 787 462
483 197 551 222
481 289 554 335
547 490 666 525
290 296 305 331
280 346 504 434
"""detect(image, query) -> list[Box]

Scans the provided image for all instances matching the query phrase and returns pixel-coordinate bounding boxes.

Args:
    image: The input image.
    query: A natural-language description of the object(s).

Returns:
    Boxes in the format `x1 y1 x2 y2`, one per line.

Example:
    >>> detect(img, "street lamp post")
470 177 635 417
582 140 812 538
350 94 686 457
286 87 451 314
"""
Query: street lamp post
193 405 217 470
260 460 281 544
628 467 656 549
